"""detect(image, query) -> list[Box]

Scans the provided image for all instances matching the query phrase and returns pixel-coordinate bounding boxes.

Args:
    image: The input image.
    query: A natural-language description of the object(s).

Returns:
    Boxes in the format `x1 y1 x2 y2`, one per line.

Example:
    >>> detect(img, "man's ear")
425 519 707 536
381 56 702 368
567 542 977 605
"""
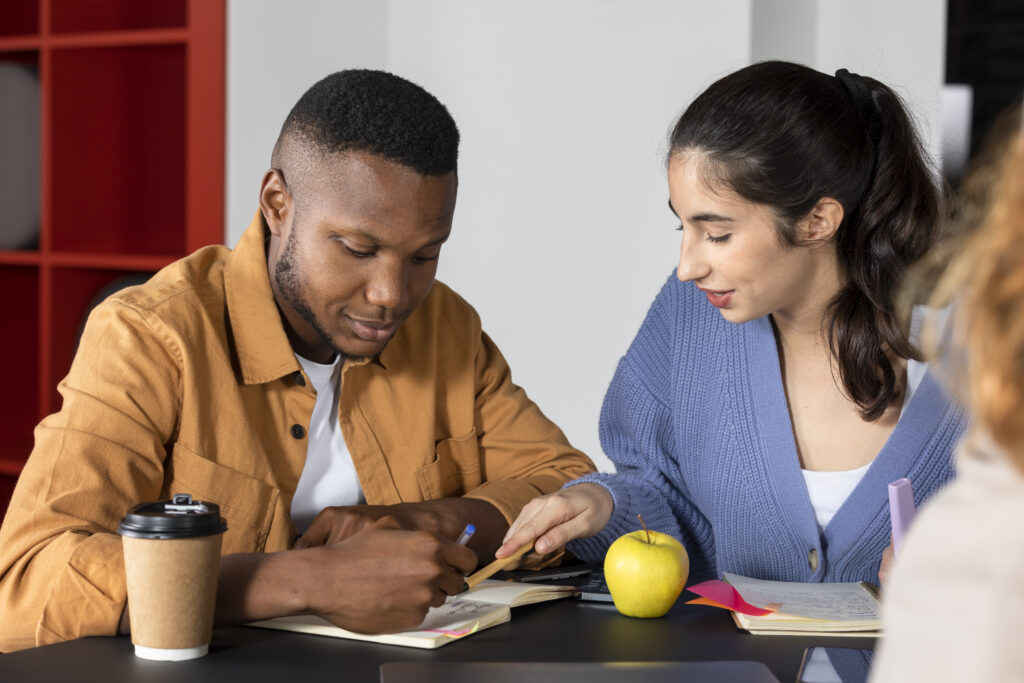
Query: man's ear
798 197 844 246
260 168 292 238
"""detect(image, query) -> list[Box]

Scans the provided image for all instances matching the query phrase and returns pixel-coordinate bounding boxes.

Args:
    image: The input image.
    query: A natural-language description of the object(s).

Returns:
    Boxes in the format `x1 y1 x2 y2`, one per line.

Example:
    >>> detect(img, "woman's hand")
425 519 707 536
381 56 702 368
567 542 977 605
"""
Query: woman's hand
495 483 614 560
878 541 896 586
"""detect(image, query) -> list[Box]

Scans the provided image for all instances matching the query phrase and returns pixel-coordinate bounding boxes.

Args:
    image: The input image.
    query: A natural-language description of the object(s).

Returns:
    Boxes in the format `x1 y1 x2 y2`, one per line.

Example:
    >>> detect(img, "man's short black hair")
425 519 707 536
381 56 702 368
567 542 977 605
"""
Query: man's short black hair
275 69 459 176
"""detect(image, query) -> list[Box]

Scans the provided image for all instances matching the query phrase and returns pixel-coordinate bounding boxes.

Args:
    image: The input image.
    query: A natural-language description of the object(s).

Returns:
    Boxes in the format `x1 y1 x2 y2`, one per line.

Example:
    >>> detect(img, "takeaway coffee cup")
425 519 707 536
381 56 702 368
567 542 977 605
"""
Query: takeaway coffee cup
118 493 228 661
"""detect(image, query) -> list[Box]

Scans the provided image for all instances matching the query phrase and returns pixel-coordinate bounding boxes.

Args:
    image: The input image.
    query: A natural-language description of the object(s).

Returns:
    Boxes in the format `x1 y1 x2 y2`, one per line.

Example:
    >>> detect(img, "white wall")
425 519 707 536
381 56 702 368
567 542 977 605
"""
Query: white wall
751 0 817 67
226 0 388 234
752 0 947 162
227 0 945 472
814 0 947 163
385 1 750 472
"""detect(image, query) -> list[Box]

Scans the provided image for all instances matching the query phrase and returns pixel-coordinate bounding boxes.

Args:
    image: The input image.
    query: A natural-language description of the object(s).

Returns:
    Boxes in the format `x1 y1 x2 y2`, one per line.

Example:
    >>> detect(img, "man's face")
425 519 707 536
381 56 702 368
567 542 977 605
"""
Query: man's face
264 151 457 362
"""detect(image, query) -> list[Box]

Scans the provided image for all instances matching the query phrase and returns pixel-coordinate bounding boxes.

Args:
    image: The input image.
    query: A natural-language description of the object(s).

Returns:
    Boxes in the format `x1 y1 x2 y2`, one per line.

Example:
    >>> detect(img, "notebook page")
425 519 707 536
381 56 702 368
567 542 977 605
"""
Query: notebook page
465 579 575 607
723 573 879 622
249 598 509 647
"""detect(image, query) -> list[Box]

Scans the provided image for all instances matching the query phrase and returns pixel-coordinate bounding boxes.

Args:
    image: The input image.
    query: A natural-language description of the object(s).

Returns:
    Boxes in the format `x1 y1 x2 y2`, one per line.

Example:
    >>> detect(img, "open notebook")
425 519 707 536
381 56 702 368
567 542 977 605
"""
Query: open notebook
248 579 575 649
723 573 881 636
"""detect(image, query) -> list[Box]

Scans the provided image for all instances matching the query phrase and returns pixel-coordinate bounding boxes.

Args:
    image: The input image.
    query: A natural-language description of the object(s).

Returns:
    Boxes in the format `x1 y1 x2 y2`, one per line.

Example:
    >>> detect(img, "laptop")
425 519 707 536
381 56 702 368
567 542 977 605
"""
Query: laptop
380 661 781 682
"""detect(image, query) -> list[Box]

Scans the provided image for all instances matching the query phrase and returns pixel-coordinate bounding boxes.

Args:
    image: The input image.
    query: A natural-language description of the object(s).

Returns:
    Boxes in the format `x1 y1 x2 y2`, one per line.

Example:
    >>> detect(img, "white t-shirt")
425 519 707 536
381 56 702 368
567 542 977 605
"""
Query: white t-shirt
799 647 842 683
289 354 365 533
801 358 927 531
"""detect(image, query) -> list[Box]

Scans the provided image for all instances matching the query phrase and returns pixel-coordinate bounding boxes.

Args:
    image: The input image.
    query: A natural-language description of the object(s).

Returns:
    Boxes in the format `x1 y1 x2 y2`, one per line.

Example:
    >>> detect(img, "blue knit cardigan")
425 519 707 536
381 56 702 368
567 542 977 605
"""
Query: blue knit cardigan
568 275 967 585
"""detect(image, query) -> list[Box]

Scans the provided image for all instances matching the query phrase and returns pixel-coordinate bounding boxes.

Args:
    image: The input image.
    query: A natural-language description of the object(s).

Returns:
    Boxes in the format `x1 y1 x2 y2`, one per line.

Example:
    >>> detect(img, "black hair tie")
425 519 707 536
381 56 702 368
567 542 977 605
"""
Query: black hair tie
836 68 882 136
835 68 883 204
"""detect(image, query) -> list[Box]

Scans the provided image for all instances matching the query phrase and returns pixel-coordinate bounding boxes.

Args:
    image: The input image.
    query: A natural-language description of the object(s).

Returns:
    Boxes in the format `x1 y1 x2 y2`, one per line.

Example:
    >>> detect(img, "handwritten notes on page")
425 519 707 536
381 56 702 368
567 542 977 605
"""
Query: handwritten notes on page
723 573 880 622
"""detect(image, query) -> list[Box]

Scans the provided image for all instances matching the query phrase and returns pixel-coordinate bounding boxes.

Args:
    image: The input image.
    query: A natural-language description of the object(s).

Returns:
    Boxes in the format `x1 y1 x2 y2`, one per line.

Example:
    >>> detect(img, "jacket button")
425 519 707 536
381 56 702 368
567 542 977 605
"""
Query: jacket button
808 548 819 571
290 424 306 439
293 372 306 387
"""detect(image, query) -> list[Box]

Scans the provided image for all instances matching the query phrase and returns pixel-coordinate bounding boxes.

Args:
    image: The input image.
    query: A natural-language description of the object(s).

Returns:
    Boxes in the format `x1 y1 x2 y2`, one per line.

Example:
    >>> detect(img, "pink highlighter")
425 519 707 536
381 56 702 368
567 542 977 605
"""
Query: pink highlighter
888 478 917 556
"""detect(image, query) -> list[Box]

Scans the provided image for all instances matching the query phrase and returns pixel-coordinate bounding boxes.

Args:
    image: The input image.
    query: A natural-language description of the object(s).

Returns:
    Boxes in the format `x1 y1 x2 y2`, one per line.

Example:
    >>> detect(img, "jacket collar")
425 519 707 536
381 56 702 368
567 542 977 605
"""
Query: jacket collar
224 212 302 385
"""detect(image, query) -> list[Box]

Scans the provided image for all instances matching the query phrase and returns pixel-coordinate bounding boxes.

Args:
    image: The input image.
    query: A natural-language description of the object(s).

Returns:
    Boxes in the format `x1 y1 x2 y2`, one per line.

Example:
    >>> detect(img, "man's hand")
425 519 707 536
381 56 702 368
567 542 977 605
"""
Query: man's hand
294 505 405 548
294 498 509 562
495 483 613 560
303 517 477 633
215 516 477 635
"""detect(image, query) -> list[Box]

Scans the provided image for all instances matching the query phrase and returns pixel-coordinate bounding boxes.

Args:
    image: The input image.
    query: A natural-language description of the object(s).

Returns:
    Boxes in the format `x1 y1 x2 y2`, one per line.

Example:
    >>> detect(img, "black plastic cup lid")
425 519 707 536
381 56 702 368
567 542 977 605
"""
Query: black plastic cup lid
118 493 228 539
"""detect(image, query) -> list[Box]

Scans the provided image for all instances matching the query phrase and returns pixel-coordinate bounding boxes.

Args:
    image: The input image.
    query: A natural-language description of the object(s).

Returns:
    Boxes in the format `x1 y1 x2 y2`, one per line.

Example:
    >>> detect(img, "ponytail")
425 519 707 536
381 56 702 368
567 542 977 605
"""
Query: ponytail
827 74 941 419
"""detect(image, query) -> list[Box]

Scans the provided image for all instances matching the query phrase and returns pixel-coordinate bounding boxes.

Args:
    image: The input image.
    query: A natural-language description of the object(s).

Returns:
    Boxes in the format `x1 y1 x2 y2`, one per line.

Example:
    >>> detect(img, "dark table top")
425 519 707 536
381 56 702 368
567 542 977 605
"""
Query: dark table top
0 598 875 683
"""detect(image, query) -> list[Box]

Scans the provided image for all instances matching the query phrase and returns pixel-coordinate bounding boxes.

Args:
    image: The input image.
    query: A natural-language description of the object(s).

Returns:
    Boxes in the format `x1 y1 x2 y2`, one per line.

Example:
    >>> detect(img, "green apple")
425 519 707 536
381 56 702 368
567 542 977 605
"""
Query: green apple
604 528 689 618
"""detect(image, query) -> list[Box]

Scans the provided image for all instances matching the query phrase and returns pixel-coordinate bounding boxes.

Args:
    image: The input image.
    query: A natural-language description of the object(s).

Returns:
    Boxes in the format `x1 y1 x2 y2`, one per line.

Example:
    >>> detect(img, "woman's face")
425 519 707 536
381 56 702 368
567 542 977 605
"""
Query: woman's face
668 153 831 326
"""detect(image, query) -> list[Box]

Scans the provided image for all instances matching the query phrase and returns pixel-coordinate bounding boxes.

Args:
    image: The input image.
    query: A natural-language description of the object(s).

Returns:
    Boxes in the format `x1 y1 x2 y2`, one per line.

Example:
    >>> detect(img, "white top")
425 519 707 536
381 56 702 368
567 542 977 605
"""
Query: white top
799 647 842 683
871 433 1024 682
802 462 872 531
289 354 365 533
801 358 927 531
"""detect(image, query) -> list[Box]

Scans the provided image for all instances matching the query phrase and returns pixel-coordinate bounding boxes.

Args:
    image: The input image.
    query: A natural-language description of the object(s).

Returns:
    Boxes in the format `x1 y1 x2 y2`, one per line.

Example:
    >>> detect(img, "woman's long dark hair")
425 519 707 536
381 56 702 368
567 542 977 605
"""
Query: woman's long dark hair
670 61 941 420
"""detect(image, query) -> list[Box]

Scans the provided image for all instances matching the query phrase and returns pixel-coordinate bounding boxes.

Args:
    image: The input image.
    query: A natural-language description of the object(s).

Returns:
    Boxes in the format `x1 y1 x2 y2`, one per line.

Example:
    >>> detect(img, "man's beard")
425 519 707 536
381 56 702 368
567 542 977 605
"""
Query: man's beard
274 228 357 362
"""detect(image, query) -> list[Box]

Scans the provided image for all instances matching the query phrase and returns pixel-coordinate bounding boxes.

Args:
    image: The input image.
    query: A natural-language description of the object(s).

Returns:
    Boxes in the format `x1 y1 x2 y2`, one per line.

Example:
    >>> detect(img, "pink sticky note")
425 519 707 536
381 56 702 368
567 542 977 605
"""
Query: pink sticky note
686 580 775 617
685 596 734 610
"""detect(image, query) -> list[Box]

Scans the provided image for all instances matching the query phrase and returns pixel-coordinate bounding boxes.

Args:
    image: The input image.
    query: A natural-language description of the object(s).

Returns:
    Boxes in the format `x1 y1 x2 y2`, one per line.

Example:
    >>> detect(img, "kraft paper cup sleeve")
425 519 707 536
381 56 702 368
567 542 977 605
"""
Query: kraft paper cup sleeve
123 534 223 656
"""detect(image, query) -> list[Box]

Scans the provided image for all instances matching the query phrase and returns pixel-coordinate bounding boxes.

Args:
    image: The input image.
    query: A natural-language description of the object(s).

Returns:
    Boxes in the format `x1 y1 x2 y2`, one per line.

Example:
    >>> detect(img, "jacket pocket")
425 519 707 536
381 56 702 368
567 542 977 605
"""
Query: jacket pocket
162 442 279 553
416 428 482 500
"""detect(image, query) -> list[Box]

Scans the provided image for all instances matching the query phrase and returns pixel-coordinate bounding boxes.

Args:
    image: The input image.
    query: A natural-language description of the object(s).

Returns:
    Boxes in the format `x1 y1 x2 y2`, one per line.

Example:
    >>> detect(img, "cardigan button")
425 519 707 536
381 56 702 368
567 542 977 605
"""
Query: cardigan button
293 372 306 387
290 424 306 439
808 548 819 571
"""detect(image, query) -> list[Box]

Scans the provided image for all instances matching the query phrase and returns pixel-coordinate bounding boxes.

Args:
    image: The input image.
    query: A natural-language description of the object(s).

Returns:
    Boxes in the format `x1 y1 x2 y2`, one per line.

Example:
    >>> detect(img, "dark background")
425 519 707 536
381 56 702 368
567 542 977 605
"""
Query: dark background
946 0 1024 158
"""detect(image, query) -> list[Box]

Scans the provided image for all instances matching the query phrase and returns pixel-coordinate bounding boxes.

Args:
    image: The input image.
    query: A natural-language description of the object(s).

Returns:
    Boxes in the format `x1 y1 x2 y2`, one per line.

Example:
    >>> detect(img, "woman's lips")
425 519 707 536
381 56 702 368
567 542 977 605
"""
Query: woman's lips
700 289 734 308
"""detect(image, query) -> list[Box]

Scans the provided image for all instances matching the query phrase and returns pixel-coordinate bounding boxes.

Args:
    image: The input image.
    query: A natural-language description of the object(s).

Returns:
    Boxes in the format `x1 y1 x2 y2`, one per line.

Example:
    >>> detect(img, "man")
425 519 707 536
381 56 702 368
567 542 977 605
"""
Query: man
0 70 594 651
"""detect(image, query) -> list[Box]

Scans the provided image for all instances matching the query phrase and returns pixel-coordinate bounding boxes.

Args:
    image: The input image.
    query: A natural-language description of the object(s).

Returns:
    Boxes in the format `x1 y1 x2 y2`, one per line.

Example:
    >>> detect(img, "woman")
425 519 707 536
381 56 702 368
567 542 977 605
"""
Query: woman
870 123 1024 681
497 61 967 585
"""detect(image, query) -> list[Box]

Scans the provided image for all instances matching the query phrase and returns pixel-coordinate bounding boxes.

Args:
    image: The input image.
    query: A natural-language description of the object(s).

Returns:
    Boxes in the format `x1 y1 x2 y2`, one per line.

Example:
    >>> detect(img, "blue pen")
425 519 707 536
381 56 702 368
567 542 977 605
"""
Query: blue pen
456 523 475 546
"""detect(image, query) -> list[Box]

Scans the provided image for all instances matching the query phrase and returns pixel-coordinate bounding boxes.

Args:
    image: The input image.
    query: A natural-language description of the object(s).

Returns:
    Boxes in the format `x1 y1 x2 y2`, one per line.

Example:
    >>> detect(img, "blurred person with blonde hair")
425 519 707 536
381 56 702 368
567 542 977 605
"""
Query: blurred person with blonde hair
871 118 1024 682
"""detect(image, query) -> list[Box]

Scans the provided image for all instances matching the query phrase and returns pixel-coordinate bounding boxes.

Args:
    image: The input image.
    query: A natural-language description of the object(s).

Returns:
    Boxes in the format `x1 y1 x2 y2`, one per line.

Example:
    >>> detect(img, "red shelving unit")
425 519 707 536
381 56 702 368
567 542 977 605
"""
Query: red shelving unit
0 268 40 465
0 0 225 519
0 0 39 37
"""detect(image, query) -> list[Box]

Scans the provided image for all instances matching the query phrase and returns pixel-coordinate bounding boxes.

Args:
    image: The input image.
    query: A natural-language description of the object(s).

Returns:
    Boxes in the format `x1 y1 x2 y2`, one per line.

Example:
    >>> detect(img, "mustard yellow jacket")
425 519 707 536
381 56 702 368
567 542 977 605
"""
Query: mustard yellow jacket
0 215 594 651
